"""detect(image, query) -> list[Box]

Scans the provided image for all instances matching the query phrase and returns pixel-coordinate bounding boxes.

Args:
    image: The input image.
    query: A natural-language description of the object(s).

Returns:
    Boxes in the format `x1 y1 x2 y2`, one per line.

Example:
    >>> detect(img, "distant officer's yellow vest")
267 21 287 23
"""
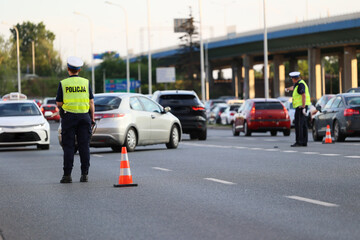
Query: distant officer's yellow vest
61 77 90 113
292 79 311 108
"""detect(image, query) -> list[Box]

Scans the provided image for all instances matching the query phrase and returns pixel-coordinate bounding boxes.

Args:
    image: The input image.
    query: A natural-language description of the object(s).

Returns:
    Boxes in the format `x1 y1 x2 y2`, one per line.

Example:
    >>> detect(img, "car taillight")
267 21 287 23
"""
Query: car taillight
344 108 360 116
250 106 256 120
283 105 289 119
230 112 235 116
94 113 125 119
41 107 44 112
192 106 205 111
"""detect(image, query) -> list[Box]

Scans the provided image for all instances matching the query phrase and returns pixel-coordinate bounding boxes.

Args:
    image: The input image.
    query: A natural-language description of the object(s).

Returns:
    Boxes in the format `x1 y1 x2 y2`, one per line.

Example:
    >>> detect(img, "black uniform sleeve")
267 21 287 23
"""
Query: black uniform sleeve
89 83 94 99
56 83 63 102
297 83 305 95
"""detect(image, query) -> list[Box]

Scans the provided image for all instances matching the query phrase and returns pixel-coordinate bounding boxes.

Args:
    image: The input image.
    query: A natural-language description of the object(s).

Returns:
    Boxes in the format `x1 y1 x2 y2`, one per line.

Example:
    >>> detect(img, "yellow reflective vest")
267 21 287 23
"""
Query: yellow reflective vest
61 77 90 113
292 79 311 108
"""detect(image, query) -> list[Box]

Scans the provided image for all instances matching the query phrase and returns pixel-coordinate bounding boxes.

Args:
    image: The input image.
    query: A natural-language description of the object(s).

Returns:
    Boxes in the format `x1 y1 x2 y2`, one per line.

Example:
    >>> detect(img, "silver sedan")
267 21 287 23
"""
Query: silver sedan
58 93 182 152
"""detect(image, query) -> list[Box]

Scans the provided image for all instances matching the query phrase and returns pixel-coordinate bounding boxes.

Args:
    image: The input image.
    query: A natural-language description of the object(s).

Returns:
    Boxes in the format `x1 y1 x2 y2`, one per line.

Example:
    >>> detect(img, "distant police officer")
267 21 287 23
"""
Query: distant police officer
285 72 311 147
56 56 95 183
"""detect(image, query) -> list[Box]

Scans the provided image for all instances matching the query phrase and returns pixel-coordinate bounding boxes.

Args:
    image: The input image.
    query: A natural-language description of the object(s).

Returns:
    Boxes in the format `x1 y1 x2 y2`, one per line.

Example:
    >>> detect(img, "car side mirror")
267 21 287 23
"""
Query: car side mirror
163 106 171 113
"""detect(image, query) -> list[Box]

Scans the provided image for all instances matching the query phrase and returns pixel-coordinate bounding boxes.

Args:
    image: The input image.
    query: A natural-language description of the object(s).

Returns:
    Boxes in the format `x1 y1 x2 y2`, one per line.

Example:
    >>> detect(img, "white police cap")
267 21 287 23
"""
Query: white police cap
67 56 83 70
289 71 300 78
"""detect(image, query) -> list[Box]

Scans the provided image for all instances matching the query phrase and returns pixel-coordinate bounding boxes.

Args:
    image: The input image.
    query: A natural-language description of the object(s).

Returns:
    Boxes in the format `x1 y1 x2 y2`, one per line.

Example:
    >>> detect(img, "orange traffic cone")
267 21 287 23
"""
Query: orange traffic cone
323 125 334 144
114 147 138 187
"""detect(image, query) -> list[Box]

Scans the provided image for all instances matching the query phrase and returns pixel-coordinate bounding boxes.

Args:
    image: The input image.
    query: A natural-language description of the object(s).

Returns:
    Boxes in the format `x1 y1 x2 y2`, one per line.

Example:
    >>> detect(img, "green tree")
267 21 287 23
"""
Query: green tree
0 35 17 95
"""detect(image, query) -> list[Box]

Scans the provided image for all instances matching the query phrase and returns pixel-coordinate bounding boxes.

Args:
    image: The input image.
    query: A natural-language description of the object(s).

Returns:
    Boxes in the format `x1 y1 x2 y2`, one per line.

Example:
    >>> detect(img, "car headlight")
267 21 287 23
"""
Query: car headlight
34 123 46 129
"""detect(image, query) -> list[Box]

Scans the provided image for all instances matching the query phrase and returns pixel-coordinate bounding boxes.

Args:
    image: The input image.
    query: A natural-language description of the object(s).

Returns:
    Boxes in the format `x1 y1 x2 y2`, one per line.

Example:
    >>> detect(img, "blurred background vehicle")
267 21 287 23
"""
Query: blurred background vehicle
40 104 60 122
0 93 50 150
205 99 226 121
232 98 290 137
309 94 335 126
220 103 243 125
33 99 42 107
59 93 182 152
283 99 295 127
277 96 291 103
152 90 206 140
346 87 360 93
208 103 228 124
312 93 360 142
43 97 56 105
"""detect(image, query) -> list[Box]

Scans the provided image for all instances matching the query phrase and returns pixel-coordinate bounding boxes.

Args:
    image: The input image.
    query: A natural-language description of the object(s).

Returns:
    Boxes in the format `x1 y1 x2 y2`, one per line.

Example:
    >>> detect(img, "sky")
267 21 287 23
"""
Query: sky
0 0 360 66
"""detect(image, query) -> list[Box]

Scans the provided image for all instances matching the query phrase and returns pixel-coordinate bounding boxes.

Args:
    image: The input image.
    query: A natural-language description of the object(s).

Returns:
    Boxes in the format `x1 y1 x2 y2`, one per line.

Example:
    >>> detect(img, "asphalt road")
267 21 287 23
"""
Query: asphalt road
1 122 360 240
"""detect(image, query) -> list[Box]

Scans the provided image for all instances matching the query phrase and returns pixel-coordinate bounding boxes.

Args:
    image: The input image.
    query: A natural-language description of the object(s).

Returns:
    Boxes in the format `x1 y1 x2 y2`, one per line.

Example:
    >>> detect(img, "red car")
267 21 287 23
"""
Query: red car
40 104 60 122
232 98 291 136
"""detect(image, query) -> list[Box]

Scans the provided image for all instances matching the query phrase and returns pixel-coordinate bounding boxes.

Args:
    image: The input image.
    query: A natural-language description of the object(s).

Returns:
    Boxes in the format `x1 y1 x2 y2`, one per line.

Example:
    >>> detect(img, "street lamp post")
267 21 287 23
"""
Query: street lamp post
74 11 95 93
198 0 205 103
105 1 130 93
147 0 152 95
263 0 269 99
2 22 21 93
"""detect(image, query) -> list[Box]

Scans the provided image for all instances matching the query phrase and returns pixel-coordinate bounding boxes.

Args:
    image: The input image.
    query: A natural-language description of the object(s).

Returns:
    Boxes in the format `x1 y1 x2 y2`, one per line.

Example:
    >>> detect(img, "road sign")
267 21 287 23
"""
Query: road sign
105 78 140 93
156 67 176 83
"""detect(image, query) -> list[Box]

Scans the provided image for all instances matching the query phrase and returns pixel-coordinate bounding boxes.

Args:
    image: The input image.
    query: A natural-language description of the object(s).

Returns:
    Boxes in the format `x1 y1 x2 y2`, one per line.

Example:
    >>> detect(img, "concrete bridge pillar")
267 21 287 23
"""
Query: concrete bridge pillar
342 47 358 92
243 55 255 99
273 55 285 97
232 59 243 98
308 48 322 100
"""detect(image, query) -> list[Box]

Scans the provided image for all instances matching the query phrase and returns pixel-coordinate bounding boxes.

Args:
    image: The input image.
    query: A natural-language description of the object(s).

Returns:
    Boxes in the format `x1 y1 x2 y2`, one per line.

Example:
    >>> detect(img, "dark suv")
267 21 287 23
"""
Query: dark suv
152 90 207 140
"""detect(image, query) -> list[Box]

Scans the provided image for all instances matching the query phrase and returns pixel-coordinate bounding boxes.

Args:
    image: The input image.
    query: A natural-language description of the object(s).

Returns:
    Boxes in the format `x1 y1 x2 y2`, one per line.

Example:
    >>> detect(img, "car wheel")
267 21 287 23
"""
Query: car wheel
333 120 346 142
232 122 240 136
166 125 180 149
312 121 323 141
244 122 251 136
198 129 207 140
270 131 277 136
283 129 290 136
125 128 137 152
37 144 49 150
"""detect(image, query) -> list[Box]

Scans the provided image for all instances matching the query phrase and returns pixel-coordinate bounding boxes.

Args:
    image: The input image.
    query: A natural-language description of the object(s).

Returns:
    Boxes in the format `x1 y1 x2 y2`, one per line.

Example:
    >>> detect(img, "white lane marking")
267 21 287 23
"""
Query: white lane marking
92 154 103 157
250 148 263 150
285 195 339 207
152 167 173 172
345 156 360 159
204 178 236 185
264 139 277 142
320 153 340 157
265 149 279 151
236 146 248 149
282 150 298 153
302 152 319 155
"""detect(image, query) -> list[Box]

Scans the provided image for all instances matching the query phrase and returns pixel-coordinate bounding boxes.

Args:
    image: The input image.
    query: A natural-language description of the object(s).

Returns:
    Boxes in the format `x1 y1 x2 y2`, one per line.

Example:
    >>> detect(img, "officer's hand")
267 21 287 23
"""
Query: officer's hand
285 88 290 93
302 108 307 116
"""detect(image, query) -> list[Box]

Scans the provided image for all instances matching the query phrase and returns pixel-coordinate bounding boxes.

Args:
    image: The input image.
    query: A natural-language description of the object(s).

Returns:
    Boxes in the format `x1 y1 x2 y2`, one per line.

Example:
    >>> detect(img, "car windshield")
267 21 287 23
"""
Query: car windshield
345 96 360 106
159 94 202 106
0 102 41 117
47 99 56 104
229 105 241 111
255 102 283 110
94 96 122 111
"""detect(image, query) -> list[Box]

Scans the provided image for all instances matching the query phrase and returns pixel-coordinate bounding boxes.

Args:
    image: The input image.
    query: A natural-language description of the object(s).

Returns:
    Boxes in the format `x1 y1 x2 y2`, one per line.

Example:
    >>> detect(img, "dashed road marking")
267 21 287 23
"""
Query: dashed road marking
250 148 263 150
265 149 279 151
302 152 319 155
320 153 340 157
204 178 236 185
93 154 103 157
282 150 298 153
152 167 173 172
344 156 360 159
285 195 339 207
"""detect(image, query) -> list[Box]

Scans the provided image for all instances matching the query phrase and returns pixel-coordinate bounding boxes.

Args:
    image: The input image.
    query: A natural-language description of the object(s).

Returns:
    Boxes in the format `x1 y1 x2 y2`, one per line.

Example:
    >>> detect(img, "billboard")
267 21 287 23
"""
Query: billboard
156 67 176 83
105 78 141 93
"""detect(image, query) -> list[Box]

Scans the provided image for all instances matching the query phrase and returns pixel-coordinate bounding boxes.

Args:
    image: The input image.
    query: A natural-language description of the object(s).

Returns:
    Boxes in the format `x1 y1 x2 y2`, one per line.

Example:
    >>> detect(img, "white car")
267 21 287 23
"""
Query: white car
220 104 242 125
283 100 295 127
0 97 50 149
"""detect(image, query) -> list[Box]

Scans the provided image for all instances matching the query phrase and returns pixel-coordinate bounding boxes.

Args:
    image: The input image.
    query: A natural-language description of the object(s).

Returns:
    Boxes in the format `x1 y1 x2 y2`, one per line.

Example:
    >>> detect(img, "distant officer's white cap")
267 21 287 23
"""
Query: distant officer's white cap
67 56 83 70
289 71 301 78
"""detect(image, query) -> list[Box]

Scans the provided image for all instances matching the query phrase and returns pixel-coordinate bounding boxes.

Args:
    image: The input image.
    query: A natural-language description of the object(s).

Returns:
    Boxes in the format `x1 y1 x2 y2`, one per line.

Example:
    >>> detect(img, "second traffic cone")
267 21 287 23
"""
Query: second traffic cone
114 147 138 187
323 125 334 144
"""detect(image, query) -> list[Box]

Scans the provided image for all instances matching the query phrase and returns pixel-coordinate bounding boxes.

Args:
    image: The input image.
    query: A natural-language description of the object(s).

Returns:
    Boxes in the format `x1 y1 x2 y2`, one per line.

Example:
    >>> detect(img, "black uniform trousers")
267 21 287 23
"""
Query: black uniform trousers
61 112 92 176
294 107 308 145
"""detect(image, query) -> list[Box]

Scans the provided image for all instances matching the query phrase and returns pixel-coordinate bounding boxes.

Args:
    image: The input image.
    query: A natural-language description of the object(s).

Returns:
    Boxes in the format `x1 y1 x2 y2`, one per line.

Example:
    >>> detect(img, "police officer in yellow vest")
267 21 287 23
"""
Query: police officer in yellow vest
56 56 95 183
285 71 311 147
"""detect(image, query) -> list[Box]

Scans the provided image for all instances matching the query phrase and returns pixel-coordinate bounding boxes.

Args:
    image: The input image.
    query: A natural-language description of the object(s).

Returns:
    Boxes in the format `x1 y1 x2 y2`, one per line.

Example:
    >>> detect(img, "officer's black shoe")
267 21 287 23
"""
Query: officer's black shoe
80 175 88 182
60 175 72 183
291 143 304 147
